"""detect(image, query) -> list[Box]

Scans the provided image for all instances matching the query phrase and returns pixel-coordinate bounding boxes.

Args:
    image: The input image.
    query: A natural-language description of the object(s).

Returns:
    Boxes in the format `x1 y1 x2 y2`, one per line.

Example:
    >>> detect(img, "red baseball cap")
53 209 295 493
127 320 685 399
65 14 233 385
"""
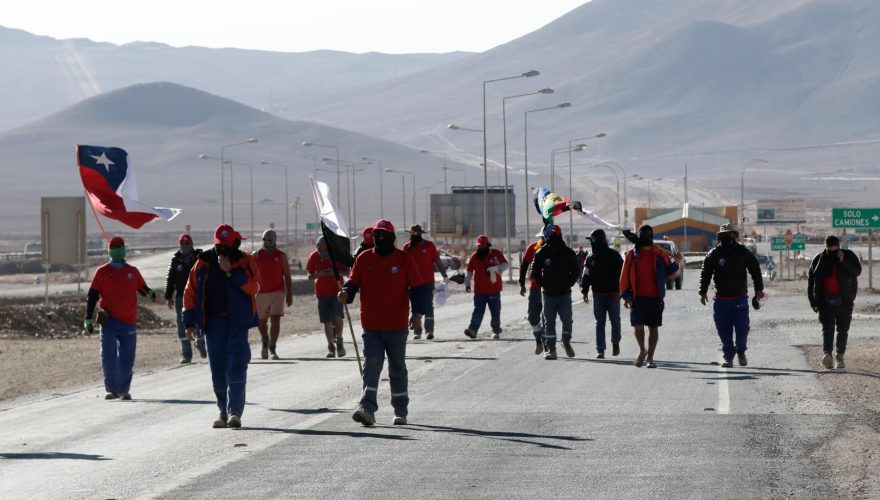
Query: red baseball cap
475 234 490 247
213 224 237 246
108 236 125 248
178 233 192 244
373 219 395 234
550 225 562 235
362 226 374 245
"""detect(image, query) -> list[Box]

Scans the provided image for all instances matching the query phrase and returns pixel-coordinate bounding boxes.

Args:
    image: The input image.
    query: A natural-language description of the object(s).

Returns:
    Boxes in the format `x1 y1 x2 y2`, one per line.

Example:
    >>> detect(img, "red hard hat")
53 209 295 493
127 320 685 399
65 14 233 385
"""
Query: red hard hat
178 233 192 244
213 224 237 246
475 234 490 247
373 219 395 234
362 226 374 245
108 236 125 248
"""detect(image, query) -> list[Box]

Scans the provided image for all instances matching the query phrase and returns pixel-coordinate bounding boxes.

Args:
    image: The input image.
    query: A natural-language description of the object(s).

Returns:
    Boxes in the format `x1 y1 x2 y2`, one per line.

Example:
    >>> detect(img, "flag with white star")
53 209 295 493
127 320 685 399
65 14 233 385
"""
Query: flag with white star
77 145 180 228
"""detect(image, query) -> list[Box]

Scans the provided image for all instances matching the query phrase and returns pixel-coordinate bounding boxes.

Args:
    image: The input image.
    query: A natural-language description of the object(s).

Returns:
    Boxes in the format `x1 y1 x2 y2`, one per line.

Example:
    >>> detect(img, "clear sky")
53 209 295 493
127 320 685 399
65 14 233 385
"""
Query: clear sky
0 0 590 54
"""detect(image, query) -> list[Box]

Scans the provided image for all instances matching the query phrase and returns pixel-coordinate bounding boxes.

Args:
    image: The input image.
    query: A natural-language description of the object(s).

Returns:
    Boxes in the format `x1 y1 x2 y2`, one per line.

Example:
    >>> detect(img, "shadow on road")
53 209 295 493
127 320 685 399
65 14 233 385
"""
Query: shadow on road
405 423 591 451
268 407 346 415
1 452 111 461
242 427 415 441
407 356 498 361
133 398 216 405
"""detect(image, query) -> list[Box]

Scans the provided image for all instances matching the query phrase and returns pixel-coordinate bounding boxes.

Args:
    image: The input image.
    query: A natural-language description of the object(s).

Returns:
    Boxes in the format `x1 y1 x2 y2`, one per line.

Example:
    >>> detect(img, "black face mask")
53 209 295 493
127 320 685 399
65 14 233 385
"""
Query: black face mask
409 235 423 245
476 246 491 260
549 233 564 247
719 234 736 246
374 232 395 256
215 244 242 261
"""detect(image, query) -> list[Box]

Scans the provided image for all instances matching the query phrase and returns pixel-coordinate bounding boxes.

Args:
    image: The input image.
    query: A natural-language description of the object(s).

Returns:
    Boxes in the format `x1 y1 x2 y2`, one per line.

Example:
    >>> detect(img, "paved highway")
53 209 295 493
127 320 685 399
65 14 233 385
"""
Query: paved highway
0 275 866 499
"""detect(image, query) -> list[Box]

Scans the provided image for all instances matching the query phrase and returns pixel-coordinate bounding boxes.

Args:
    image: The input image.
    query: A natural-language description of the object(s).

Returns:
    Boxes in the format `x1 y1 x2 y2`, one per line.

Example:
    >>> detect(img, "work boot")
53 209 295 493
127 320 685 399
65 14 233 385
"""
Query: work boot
336 338 346 357
105 393 120 400
179 357 192 365
562 341 575 358
721 358 734 368
326 343 336 358
411 316 422 339
737 352 748 367
821 352 834 370
120 393 132 400
464 328 477 339
491 332 500 339
645 359 657 369
612 343 620 356
596 351 605 359
426 331 434 340
544 349 558 360
227 415 242 428
352 407 375 427
834 353 846 370
196 343 207 359
534 339 544 355
269 351 280 360
213 415 228 429
392 413 407 425
261 346 269 360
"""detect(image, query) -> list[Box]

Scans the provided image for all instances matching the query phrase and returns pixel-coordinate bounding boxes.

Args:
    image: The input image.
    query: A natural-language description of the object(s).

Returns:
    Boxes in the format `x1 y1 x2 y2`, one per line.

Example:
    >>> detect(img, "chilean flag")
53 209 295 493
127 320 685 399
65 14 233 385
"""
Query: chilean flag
77 145 181 229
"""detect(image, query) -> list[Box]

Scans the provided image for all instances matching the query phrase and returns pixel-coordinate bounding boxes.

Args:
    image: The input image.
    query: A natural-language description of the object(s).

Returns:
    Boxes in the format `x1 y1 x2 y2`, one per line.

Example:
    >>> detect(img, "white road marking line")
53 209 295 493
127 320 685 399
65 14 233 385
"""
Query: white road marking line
717 365 730 414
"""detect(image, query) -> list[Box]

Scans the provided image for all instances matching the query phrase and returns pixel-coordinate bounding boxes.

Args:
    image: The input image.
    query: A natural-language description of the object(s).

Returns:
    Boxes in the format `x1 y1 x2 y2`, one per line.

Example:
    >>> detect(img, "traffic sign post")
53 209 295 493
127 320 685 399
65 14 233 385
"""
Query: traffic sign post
771 235 805 251
832 208 880 229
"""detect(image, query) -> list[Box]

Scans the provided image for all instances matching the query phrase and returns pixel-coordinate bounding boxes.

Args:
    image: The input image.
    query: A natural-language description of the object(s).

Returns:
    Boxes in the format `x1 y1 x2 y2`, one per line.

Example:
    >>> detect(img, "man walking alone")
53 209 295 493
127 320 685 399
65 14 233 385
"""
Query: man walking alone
808 235 861 370
698 224 764 368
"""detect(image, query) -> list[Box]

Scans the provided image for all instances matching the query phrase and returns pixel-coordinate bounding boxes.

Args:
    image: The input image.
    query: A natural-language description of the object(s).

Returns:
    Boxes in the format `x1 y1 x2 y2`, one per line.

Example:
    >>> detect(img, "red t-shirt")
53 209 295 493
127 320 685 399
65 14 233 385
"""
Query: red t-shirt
253 248 287 293
403 240 440 286
306 251 347 298
348 248 423 331
522 242 541 291
90 263 147 325
467 248 508 295
633 249 660 298
823 265 840 295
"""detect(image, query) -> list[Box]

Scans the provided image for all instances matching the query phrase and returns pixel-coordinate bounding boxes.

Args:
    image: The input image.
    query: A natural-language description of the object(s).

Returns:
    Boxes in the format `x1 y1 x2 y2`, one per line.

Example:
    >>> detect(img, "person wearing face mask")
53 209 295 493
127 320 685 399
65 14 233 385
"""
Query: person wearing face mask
531 225 580 359
164 233 205 364
520 231 547 355
403 225 448 340
84 237 157 400
354 226 375 260
808 235 861 370
252 229 294 360
183 224 261 429
464 234 509 339
307 236 350 357
581 229 624 359
619 225 682 368
338 219 430 426
699 223 765 368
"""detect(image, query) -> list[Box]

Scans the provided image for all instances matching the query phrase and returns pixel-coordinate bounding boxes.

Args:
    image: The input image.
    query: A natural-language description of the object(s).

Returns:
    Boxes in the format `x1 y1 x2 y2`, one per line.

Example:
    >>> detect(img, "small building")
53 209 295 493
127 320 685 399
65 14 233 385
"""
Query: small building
634 205 738 252
430 186 516 238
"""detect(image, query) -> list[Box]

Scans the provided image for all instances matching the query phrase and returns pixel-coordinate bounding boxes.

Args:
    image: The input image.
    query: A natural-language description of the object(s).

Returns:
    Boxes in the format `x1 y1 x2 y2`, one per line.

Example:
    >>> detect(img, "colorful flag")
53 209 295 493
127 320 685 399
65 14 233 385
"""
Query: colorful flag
533 187 572 225
77 145 180 229
310 177 354 268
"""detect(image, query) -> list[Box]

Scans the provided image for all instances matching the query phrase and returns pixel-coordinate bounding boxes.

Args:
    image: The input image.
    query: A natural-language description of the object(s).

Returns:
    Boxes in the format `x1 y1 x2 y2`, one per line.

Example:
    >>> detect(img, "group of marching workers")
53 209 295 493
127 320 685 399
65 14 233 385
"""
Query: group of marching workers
83 213 861 429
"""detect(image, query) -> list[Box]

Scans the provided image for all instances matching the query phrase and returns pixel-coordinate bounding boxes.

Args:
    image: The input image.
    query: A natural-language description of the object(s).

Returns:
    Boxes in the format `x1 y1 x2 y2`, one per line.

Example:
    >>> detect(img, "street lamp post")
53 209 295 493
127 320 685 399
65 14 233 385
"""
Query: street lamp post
524 102 571 240
589 163 621 225
260 160 290 248
420 149 448 193
568 133 606 241
740 158 768 236
217 138 258 223
361 156 384 218
482 69 540 235
386 168 416 227
501 88 553 279
302 141 340 205
292 195 303 246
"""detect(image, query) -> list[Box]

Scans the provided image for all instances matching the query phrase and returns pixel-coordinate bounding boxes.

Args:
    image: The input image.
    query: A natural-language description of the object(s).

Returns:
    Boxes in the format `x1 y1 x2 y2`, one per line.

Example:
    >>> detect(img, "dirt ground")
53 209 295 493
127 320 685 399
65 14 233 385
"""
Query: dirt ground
0 292 333 403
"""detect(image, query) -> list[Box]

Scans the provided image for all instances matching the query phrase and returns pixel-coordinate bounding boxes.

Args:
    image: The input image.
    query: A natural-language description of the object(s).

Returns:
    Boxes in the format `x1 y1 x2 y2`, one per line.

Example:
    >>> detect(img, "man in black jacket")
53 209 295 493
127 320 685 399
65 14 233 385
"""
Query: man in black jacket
532 225 580 360
164 234 205 363
808 235 861 370
699 224 764 368
581 229 624 359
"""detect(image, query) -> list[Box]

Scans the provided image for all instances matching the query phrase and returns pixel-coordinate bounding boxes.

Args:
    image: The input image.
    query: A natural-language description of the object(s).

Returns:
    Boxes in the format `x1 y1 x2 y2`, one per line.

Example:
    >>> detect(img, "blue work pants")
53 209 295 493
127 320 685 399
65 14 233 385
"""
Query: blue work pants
204 316 251 417
100 318 137 394
713 297 750 361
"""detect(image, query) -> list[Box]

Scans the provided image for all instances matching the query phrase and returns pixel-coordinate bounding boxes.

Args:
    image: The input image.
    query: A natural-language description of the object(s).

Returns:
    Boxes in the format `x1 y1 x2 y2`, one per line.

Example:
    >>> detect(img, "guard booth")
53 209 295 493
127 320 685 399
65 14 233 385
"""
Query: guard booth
430 186 516 239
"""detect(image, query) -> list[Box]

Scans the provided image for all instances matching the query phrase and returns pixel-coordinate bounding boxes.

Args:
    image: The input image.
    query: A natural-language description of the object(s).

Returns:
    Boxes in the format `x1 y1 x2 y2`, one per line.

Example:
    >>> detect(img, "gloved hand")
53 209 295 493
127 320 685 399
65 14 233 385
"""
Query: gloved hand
286 294 293 307
700 294 708 306
147 289 157 303
583 294 590 304
519 285 526 297
83 318 94 334
465 285 471 293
